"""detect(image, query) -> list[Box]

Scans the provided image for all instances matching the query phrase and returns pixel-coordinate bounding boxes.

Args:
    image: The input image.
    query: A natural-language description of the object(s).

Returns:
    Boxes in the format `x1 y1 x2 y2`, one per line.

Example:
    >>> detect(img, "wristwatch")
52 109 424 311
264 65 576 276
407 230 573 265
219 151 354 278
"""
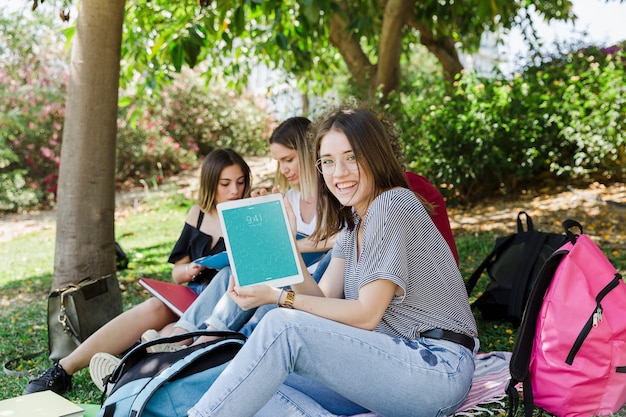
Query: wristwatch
280 290 295 309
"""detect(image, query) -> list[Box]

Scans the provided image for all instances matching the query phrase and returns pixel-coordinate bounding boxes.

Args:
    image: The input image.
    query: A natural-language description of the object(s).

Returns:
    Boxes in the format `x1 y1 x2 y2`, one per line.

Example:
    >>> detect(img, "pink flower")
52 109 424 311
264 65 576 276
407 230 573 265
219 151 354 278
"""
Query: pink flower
40 147 54 159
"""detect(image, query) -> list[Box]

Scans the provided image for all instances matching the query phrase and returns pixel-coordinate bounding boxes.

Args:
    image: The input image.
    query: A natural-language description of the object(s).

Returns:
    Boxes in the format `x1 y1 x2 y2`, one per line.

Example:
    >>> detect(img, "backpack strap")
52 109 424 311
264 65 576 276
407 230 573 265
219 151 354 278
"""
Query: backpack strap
507 250 568 417
465 234 516 296
108 330 246 386
562 219 583 244
465 211 531 297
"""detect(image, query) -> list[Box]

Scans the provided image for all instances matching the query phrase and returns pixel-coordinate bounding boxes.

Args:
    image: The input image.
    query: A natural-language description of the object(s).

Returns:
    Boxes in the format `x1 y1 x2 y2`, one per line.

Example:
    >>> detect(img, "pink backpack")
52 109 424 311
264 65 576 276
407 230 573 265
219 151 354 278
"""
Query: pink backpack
507 219 626 417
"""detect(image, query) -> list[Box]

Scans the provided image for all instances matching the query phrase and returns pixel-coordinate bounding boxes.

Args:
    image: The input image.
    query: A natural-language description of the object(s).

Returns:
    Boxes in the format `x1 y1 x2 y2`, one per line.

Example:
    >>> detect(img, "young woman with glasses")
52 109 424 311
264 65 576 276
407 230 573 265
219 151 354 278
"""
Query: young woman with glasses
188 108 478 417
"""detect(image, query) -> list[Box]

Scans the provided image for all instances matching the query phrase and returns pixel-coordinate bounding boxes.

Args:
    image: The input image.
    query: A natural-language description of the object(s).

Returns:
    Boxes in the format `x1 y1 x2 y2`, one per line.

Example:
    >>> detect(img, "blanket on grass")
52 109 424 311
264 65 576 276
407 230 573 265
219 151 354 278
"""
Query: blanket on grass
347 351 512 417
77 352 512 417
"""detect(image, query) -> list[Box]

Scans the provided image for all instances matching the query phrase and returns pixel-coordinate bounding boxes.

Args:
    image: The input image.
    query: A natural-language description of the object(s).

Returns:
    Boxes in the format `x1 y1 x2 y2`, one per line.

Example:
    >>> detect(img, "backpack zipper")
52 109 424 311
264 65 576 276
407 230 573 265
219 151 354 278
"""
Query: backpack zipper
565 274 622 365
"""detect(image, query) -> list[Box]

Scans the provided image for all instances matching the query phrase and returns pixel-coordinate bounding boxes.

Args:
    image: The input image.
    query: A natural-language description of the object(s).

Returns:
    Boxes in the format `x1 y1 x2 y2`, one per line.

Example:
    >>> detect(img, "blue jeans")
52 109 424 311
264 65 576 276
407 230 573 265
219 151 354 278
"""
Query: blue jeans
175 267 255 333
176 257 328 337
188 309 476 417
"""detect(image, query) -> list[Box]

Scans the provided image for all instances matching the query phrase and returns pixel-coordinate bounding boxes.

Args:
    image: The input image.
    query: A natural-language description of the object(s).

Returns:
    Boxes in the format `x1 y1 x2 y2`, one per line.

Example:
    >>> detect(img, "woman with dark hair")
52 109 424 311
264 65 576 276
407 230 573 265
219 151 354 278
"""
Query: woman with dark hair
24 148 251 395
188 108 478 417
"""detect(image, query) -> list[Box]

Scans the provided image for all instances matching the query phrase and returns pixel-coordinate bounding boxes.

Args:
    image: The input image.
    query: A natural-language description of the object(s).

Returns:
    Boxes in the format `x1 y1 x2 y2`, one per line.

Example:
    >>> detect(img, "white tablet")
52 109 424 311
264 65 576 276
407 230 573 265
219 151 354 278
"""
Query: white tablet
217 193 304 287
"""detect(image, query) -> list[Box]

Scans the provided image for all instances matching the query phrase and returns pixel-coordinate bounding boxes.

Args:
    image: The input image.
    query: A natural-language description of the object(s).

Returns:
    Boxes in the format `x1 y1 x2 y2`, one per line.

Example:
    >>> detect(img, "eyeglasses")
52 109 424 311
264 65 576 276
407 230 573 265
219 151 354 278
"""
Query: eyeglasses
316 153 359 175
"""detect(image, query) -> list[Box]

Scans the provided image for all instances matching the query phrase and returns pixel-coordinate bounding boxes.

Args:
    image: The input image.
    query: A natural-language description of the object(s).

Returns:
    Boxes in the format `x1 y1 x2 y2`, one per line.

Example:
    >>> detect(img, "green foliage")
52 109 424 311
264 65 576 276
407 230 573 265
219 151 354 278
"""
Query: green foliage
114 0 577 99
0 12 68 211
0 11 274 212
530 46 626 180
156 69 273 156
393 46 626 203
120 0 345 98
116 68 273 187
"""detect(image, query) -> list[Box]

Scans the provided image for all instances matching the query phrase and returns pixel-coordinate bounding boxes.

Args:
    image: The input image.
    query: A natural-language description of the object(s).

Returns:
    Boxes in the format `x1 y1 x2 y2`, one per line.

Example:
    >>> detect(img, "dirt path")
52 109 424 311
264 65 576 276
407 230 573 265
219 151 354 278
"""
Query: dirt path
447 181 626 249
0 156 277 243
1 155 625 248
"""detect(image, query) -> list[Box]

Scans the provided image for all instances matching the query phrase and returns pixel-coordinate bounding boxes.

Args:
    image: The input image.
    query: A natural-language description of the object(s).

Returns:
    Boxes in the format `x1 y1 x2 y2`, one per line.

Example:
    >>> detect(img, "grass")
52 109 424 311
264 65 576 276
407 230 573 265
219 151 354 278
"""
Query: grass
1 187 624 411
0 190 193 403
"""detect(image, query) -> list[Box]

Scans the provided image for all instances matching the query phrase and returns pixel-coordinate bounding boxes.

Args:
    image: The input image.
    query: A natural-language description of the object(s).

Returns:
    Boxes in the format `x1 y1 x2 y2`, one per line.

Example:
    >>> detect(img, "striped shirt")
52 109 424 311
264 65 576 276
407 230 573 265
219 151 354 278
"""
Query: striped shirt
334 188 477 339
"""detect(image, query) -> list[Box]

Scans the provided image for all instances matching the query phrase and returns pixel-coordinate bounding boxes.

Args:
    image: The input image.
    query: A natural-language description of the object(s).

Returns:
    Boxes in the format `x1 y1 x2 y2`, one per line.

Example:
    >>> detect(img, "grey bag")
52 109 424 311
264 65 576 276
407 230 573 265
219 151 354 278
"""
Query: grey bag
48 274 123 359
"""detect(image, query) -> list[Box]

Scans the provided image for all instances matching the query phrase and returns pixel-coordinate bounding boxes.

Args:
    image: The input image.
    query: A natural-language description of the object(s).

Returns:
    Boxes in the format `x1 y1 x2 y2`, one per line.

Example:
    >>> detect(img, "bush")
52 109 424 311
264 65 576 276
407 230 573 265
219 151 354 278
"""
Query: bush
158 70 274 157
0 13 68 211
116 70 274 187
533 47 626 180
392 45 626 203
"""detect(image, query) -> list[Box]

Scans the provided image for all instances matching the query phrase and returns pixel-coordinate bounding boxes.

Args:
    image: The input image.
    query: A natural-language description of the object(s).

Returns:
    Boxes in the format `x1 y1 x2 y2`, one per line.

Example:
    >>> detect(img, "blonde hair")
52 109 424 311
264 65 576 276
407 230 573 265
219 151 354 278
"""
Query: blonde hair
268 117 316 201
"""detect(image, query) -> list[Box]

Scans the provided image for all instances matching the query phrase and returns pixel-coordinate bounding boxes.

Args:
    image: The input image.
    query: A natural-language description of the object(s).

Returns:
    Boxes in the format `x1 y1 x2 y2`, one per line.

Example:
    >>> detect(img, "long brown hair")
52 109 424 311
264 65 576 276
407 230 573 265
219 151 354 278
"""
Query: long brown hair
311 108 411 241
197 148 252 213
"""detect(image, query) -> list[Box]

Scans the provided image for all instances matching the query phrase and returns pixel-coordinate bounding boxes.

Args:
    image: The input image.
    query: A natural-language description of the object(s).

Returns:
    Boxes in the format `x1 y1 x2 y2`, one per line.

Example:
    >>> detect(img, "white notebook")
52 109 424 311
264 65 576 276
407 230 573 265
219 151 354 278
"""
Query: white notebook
0 390 84 417
217 193 304 288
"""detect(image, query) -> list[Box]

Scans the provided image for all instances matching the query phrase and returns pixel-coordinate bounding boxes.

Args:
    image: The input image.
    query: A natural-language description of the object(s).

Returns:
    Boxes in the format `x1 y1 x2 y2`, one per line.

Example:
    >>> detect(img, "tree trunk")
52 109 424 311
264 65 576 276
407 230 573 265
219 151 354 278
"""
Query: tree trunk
329 0 376 94
53 0 126 289
411 21 464 84
329 0 465 99
376 0 413 97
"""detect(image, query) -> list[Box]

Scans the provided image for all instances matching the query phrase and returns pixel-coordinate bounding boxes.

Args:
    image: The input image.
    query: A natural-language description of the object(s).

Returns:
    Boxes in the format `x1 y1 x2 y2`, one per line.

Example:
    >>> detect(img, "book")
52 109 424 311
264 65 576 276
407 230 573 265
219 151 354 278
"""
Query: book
138 278 198 316
0 390 84 417
217 193 304 288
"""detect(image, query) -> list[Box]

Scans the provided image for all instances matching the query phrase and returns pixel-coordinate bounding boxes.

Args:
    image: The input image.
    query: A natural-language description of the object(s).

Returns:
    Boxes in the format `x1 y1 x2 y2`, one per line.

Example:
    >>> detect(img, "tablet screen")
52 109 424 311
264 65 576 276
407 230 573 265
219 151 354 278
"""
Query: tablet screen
217 194 304 287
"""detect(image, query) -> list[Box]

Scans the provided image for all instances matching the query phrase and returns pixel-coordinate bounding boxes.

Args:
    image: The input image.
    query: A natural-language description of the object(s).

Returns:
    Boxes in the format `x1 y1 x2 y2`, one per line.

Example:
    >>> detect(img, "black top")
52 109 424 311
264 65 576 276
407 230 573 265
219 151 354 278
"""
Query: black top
168 211 226 284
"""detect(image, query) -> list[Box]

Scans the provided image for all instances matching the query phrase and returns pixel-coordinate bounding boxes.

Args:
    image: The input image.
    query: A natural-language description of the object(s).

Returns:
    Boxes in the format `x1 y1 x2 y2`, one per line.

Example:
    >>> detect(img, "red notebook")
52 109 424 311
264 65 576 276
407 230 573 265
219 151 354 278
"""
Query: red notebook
138 278 198 316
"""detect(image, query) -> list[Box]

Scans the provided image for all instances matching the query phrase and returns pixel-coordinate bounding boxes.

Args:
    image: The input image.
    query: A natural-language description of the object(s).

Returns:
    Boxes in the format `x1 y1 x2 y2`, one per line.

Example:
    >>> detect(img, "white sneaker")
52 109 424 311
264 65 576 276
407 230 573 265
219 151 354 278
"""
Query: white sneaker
141 329 161 344
141 329 183 353
89 352 120 392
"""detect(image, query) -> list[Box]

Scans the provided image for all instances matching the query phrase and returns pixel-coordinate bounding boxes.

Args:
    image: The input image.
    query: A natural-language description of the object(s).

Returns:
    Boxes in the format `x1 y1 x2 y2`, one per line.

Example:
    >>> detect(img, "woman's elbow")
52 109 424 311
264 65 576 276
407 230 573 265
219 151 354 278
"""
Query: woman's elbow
355 316 381 331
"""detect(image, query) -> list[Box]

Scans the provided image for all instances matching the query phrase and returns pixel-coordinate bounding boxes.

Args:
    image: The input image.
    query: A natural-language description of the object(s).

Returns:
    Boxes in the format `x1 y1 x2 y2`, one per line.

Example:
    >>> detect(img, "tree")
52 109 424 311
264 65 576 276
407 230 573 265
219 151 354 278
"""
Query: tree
35 0 582 288
52 0 125 287
119 0 578 99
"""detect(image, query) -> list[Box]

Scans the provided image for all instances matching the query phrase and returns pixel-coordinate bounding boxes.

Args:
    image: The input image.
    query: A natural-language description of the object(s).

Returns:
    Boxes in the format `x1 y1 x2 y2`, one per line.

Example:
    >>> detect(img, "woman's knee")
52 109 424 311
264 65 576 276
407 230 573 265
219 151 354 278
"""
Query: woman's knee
259 308 311 332
141 297 178 321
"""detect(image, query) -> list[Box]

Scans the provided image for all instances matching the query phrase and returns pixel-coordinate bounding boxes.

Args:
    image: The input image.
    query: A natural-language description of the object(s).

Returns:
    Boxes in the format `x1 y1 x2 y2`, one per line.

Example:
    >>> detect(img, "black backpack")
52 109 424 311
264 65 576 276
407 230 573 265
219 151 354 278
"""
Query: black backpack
97 330 246 417
465 211 567 326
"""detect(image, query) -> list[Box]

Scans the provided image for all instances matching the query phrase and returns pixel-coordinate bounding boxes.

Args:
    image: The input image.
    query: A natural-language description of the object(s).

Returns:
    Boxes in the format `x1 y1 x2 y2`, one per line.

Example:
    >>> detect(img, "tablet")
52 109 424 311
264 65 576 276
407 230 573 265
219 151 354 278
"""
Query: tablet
217 193 304 287
195 251 230 270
